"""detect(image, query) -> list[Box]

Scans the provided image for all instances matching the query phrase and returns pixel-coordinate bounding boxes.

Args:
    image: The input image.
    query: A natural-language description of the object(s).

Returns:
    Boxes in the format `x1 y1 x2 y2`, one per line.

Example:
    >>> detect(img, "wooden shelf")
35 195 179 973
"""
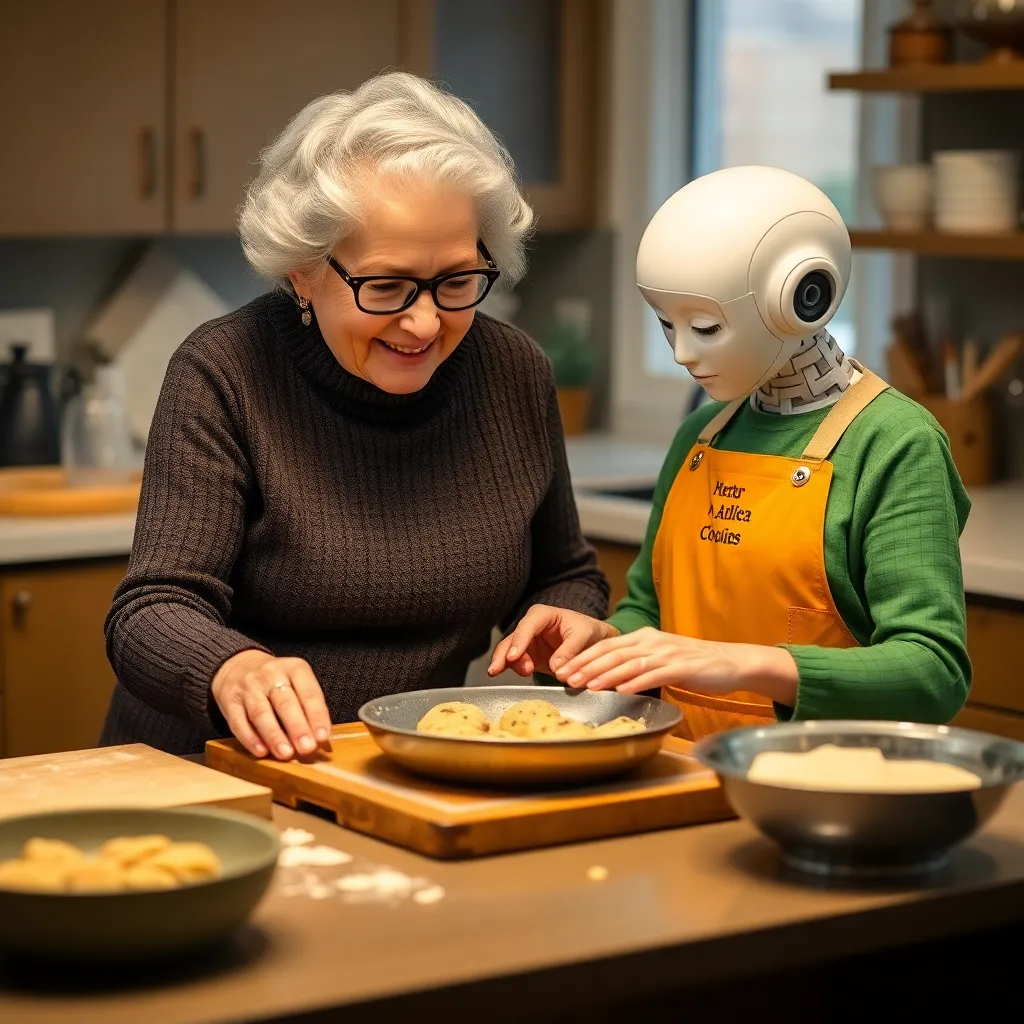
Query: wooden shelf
849 229 1024 259
829 63 1024 93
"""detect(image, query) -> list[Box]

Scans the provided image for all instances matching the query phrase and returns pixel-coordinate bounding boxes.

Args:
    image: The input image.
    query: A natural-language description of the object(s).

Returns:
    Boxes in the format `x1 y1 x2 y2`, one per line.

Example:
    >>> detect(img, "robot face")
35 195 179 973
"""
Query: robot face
641 286 800 401
635 166 852 402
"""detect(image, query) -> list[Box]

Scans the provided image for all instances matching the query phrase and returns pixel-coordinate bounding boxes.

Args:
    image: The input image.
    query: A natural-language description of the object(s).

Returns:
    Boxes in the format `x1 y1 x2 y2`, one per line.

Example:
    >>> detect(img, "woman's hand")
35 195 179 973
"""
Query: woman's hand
555 627 799 705
488 605 620 679
211 650 332 760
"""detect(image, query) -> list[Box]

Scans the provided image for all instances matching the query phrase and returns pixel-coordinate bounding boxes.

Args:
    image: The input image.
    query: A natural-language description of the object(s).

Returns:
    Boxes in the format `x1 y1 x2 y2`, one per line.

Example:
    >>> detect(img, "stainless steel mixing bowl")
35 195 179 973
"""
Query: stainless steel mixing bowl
695 720 1024 879
358 685 682 786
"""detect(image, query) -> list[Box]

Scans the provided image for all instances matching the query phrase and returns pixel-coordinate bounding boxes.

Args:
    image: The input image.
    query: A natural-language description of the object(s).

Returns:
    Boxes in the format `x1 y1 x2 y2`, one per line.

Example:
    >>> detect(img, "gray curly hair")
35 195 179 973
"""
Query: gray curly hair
238 71 534 292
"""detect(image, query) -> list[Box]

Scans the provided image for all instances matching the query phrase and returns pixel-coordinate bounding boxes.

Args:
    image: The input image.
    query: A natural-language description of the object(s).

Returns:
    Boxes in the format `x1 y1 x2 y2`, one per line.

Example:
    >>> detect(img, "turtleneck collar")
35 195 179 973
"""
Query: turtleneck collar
268 291 471 427
752 328 860 415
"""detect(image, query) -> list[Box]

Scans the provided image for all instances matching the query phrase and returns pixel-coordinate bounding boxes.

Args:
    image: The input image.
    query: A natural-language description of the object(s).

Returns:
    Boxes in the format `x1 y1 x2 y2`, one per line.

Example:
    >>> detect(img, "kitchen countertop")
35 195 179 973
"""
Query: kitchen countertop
2 788 1023 1022
0 512 135 566
2 434 1024 604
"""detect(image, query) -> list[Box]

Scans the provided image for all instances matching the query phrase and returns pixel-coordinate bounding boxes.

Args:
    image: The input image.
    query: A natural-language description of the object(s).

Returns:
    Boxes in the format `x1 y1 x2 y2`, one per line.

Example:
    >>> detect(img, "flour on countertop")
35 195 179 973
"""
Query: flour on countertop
279 827 317 847
275 827 444 906
413 885 446 905
279 845 354 868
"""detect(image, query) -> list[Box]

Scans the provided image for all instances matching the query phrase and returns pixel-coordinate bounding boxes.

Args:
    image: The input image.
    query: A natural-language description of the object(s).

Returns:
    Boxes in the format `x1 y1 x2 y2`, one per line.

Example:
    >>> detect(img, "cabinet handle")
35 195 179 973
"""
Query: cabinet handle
11 590 32 628
187 128 205 199
138 127 157 198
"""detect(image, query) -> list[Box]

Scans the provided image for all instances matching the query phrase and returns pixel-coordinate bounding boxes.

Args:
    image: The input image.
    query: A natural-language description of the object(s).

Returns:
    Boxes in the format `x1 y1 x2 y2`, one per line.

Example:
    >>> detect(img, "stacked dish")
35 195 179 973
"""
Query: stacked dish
933 150 1020 234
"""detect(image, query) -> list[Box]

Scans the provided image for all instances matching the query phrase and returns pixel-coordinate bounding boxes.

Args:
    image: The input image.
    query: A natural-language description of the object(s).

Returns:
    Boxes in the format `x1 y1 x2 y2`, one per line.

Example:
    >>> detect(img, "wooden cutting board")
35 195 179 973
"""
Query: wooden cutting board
206 724 734 859
0 744 273 820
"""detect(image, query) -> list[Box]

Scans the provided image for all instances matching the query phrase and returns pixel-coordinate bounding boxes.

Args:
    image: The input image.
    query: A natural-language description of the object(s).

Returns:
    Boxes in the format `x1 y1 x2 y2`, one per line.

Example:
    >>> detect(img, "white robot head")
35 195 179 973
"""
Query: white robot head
636 165 851 402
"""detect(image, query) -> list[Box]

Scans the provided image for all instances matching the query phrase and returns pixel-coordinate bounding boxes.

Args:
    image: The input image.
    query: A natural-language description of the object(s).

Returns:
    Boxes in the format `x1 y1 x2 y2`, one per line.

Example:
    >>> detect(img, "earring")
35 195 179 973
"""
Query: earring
299 296 312 327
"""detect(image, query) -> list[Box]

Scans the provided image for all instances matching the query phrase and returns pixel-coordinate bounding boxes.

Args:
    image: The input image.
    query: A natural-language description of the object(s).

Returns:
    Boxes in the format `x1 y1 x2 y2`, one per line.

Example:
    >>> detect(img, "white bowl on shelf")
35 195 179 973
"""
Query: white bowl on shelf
873 164 933 231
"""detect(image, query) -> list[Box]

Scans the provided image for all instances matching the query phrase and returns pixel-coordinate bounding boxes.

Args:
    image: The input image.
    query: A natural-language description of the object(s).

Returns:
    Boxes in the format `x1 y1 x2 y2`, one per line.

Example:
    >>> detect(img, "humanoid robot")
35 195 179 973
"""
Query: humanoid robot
638 165 857 413
494 164 971 739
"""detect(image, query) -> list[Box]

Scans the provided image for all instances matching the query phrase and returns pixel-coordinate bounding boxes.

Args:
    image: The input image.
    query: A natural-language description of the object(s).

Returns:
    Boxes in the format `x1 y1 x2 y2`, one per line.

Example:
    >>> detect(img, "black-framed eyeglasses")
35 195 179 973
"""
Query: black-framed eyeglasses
327 240 501 315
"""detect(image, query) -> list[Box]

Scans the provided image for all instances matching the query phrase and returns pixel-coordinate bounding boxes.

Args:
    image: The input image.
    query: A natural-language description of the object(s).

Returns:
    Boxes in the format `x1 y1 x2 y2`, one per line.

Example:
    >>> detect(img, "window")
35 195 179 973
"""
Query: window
642 0 864 381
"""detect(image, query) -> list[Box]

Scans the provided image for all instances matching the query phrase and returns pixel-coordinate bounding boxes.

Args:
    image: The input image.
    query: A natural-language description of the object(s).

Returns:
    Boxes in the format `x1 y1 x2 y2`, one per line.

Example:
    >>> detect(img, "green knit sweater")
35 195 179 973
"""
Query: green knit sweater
607 389 972 723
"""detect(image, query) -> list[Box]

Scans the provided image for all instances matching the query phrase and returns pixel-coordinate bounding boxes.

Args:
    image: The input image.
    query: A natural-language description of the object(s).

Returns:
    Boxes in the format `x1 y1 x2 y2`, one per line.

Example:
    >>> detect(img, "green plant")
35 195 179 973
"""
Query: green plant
540 321 597 388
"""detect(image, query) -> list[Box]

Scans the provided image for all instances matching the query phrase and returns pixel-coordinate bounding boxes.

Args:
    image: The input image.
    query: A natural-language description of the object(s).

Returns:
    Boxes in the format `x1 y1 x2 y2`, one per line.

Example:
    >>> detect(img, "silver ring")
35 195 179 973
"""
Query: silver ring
270 681 291 692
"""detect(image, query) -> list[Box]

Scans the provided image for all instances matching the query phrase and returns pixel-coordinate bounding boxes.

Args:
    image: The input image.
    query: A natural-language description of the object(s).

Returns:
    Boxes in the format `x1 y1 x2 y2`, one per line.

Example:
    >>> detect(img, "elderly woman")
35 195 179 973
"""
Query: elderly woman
102 72 608 759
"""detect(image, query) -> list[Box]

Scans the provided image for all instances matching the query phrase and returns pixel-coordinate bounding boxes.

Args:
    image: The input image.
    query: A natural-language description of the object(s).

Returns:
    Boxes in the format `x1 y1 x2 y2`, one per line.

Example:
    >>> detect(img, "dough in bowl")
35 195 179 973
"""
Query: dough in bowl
66 859 129 892
747 744 982 793
145 842 223 882
0 835 222 893
530 717 594 740
22 837 86 867
416 701 490 735
412 699 648 742
100 834 172 868
498 700 563 736
593 716 647 738
122 863 179 889
0 858 69 892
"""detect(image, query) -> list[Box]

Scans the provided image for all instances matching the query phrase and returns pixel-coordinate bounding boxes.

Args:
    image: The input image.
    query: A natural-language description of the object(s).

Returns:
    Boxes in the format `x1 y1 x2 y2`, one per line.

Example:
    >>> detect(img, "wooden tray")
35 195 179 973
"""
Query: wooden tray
0 467 140 516
206 724 734 859
0 744 273 820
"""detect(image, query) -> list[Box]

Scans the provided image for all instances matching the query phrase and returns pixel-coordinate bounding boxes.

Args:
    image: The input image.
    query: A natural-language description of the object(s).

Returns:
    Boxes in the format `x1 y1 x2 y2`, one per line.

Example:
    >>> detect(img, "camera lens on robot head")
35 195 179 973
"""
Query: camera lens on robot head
793 270 833 323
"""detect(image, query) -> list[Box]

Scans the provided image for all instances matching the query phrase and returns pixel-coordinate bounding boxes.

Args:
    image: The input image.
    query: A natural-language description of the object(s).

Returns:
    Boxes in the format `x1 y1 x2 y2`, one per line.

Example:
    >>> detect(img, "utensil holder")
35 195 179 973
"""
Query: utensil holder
920 394 993 486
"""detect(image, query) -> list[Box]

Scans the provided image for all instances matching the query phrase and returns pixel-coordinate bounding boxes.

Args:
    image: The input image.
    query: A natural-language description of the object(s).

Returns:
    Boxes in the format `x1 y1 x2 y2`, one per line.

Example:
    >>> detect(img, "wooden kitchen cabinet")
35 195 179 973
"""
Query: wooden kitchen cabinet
432 0 606 231
0 0 426 237
0 1 167 236
0 559 128 757
0 0 604 238
172 0 423 233
952 600 1024 740
591 540 640 613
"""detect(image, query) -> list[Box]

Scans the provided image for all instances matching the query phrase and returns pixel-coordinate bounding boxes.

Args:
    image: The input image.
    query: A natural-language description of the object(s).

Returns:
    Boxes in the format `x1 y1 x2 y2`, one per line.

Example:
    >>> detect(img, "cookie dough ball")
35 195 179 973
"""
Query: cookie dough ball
21 837 86 867
0 858 68 892
122 863 179 890
499 700 563 737
145 842 222 883
99 834 172 868
66 859 127 892
592 716 646 738
417 702 489 735
484 727 518 740
531 717 594 740
434 723 490 739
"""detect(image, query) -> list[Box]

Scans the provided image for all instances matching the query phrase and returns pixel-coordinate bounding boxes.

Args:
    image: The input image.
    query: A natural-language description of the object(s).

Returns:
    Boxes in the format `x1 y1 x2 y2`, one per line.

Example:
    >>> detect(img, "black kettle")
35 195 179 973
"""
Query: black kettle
0 344 61 467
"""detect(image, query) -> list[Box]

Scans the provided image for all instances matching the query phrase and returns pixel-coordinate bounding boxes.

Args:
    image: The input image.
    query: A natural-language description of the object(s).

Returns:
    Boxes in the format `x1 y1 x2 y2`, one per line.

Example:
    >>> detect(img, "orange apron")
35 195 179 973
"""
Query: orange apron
652 369 889 741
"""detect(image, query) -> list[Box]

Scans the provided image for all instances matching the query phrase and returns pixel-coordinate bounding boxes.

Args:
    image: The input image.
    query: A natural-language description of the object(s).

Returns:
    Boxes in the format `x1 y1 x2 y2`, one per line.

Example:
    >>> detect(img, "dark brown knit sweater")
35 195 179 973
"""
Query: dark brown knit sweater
101 292 608 754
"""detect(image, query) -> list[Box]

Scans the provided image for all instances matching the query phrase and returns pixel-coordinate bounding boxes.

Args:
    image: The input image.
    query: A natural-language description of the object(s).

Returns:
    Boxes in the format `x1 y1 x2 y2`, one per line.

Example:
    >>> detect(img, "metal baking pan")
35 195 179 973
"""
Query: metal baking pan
358 685 681 787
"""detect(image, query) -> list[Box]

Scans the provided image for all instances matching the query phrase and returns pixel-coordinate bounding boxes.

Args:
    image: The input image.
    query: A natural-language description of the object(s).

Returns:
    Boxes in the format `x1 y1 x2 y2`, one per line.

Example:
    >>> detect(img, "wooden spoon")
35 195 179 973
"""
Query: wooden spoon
886 338 928 399
961 334 1023 403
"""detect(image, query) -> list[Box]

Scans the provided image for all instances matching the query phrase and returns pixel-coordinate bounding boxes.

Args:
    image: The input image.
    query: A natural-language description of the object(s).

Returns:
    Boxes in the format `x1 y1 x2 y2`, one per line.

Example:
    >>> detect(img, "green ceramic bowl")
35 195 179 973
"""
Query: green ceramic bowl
0 807 280 962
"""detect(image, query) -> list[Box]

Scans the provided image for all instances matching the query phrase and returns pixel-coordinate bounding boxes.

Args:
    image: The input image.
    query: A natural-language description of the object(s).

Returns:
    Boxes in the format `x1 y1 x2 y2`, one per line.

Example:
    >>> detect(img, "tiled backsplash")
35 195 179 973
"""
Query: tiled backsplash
0 237 264 360
0 227 616 429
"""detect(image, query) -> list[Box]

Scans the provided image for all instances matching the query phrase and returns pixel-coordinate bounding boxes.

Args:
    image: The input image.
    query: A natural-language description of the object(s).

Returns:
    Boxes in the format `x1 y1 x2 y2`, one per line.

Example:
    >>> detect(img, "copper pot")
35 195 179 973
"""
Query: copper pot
889 0 951 66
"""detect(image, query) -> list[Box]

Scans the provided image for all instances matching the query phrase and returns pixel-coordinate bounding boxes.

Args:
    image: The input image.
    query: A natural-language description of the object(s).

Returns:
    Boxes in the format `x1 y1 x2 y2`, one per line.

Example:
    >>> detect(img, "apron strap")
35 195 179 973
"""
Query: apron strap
800 367 890 461
696 398 746 445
